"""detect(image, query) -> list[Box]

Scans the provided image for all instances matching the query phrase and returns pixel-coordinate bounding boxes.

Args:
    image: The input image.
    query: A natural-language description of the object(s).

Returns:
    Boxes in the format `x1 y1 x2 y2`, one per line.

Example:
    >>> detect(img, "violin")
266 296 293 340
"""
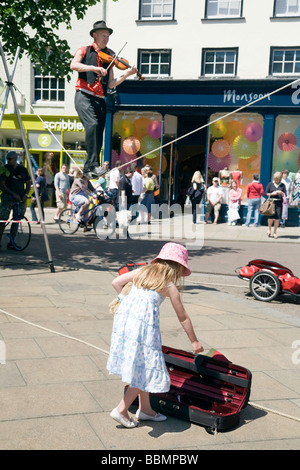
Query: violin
98 50 144 81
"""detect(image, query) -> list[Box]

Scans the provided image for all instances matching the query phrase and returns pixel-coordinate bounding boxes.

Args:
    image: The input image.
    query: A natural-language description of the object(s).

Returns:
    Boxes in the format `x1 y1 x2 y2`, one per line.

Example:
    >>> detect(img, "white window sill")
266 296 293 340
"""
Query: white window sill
32 101 65 108
201 17 245 21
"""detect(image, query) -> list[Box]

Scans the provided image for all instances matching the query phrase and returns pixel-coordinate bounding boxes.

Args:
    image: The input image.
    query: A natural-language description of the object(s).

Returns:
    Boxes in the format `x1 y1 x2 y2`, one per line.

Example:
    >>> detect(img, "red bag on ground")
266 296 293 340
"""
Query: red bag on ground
278 273 300 294
239 265 260 278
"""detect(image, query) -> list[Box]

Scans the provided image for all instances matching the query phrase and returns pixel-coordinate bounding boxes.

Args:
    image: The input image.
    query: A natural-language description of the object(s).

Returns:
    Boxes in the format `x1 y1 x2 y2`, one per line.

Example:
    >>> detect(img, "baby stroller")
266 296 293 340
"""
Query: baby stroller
237 259 300 302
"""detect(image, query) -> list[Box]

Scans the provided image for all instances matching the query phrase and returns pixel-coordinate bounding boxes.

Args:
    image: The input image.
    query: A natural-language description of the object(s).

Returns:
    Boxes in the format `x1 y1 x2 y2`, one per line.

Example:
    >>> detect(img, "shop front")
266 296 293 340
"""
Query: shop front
1 80 299 223
0 114 87 206
104 78 300 226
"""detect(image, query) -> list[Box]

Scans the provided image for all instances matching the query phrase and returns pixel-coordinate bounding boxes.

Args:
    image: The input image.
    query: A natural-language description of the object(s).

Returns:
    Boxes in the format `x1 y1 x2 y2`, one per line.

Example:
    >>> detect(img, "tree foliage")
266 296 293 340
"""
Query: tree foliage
0 0 117 80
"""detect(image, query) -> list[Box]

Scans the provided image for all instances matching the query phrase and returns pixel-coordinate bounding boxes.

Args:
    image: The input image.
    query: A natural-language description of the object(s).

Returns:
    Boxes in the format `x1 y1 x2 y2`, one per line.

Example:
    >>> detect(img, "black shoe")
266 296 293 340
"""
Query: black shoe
84 166 106 178
83 171 93 179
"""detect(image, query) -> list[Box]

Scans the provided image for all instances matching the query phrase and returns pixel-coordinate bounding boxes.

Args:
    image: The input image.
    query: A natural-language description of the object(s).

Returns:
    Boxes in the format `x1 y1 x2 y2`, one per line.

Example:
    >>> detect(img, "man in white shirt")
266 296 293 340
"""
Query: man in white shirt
109 160 121 209
131 164 143 204
53 164 70 222
205 177 223 224
130 163 144 221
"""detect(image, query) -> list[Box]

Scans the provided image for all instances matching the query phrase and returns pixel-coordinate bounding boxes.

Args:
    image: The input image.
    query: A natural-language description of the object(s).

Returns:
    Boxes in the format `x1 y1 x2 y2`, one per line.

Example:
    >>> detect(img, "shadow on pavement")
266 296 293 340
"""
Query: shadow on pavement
0 231 242 274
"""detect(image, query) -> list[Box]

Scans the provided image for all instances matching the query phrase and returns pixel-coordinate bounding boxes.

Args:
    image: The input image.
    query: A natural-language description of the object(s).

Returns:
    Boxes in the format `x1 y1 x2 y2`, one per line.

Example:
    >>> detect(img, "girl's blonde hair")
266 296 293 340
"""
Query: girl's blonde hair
191 171 204 184
133 260 183 292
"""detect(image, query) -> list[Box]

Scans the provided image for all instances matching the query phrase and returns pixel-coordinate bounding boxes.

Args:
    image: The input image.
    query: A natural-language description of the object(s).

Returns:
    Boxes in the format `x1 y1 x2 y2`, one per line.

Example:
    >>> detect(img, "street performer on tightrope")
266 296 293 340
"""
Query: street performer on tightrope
70 21 138 178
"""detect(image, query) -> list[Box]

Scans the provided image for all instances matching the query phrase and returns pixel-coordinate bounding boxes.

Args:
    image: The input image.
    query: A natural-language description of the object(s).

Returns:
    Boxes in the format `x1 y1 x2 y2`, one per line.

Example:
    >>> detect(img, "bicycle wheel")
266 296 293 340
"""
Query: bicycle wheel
59 209 80 234
249 271 281 302
7 217 31 251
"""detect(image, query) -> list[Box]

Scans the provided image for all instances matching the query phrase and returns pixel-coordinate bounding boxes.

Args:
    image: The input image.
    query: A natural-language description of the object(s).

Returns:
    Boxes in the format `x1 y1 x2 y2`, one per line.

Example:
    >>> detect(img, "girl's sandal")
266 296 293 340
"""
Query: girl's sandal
110 408 138 428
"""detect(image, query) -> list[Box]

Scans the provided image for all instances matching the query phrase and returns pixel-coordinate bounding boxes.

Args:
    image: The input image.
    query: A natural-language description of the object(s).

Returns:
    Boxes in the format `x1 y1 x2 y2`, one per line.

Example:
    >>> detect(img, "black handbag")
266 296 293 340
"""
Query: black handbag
187 183 204 201
259 197 275 216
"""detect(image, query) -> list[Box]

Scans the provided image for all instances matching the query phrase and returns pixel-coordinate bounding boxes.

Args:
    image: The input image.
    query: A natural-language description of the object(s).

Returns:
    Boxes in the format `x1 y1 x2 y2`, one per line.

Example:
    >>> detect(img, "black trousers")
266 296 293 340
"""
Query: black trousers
75 91 106 172
192 199 201 224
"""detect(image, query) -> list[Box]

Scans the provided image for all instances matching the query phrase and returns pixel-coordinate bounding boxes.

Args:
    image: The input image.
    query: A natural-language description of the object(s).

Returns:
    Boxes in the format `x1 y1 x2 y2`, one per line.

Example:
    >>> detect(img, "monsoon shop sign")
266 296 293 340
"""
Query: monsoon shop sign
223 83 300 106
223 89 271 104
43 118 84 131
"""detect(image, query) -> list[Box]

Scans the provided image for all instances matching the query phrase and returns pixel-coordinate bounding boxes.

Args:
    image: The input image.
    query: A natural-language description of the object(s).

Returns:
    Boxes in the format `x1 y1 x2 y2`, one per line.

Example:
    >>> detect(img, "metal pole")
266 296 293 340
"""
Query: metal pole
158 115 165 203
0 42 55 272
0 46 21 126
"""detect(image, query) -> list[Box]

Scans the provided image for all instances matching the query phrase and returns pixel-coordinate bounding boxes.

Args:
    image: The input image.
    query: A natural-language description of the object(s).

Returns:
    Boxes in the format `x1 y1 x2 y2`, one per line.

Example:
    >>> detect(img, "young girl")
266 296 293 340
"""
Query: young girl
107 242 204 428
227 180 242 226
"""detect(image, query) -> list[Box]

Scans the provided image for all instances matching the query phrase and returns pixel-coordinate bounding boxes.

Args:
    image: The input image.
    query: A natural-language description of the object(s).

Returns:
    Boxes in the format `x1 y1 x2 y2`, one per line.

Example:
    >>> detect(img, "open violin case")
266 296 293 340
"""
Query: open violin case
149 346 252 434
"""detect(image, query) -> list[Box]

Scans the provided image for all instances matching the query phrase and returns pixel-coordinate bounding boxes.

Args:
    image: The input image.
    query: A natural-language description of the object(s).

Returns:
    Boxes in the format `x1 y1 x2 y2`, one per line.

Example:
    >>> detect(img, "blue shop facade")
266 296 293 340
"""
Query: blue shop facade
103 79 300 225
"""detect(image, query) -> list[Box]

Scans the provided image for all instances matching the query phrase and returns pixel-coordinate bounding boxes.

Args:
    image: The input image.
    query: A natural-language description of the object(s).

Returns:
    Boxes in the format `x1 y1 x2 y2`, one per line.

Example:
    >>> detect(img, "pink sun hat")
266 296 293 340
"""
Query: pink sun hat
151 242 191 276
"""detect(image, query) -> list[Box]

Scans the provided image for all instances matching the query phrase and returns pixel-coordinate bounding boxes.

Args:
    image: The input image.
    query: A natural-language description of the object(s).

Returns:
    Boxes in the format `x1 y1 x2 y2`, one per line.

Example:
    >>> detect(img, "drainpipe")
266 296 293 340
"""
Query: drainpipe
102 0 107 21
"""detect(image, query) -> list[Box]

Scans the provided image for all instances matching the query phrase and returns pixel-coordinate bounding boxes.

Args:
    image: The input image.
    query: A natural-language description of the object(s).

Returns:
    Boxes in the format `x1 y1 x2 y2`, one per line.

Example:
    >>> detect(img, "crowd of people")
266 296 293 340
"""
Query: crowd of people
186 167 300 239
0 150 163 242
1 147 300 248
48 160 160 228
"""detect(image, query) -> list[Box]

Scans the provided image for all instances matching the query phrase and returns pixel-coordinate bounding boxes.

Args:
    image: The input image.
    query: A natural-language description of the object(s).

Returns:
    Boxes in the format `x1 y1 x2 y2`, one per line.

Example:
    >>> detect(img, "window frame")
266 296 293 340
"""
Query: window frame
138 49 172 77
273 0 300 17
270 47 300 76
204 0 243 19
33 65 65 104
139 0 175 21
201 48 238 77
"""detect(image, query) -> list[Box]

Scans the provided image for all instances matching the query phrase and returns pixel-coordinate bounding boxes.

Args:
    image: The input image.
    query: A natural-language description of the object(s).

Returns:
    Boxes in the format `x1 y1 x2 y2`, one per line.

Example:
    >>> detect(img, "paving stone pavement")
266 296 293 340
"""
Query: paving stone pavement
0 208 299 451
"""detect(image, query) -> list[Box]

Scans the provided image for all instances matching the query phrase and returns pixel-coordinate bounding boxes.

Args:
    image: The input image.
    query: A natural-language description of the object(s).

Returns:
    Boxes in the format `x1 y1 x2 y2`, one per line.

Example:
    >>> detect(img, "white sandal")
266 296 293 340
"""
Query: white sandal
110 408 138 428
135 409 167 421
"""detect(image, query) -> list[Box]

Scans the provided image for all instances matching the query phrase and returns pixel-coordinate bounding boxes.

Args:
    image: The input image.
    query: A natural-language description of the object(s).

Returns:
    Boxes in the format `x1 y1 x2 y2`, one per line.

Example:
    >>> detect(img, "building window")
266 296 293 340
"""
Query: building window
272 115 300 177
34 67 65 103
207 113 263 201
274 0 300 16
205 0 242 18
202 49 237 76
271 48 300 75
139 0 174 20
139 50 171 77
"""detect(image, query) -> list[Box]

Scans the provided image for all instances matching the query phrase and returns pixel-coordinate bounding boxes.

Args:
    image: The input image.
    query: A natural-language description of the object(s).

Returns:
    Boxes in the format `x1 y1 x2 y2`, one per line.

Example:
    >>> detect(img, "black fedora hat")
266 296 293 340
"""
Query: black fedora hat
90 20 113 37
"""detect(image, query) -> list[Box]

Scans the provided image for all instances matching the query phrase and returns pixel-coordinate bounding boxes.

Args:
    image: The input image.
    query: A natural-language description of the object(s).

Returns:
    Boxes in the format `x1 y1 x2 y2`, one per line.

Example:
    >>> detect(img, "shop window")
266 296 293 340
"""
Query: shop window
272 115 300 178
202 49 237 76
205 0 242 18
139 0 174 20
0 129 23 149
138 50 171 77
34 66 65 103
111 111 175 201
274 0 300 16
207 113 263 203
270 48 300 75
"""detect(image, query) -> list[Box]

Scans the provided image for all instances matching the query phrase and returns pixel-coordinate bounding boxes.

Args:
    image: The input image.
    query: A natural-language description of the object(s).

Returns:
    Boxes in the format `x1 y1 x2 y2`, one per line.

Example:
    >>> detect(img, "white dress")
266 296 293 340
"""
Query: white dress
107 284 171 393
